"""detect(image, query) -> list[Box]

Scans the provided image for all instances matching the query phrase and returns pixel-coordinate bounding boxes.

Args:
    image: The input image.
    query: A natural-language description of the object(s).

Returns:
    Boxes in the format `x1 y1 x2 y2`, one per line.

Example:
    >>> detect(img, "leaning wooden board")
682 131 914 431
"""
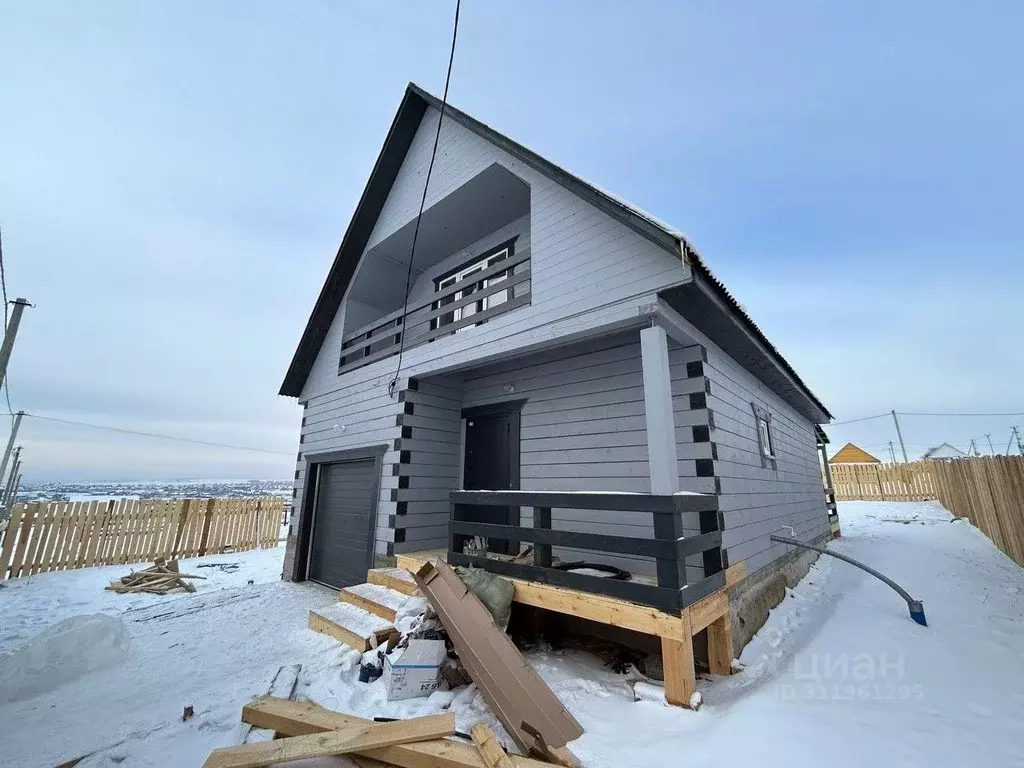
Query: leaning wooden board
413 560 583 759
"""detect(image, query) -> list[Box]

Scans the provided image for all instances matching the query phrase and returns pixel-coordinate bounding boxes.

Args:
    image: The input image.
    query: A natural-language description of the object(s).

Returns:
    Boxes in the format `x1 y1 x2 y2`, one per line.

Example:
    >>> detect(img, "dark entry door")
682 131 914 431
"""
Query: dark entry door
462 402 522 554
308 459 377 589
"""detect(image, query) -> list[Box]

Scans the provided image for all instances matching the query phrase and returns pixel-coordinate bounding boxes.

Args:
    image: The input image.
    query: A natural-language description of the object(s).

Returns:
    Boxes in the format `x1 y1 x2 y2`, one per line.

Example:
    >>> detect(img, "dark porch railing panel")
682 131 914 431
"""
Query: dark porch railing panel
338 248 531 375
448 489 723 614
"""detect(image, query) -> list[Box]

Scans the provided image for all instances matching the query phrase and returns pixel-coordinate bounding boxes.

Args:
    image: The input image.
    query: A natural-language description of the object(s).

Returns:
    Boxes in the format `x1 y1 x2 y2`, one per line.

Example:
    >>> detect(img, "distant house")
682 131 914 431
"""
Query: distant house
921 443 966 461
829 443 881 464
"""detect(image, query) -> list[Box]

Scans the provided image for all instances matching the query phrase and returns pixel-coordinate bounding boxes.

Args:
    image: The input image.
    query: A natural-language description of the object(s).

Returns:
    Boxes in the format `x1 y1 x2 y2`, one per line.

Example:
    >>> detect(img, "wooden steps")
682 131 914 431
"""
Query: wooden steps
367 567 419 596
339 582 419 622
307 602 395 652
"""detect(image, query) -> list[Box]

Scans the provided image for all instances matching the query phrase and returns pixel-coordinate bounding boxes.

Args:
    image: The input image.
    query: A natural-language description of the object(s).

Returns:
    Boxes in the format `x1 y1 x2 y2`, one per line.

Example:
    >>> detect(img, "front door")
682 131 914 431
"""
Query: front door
461 401 523 555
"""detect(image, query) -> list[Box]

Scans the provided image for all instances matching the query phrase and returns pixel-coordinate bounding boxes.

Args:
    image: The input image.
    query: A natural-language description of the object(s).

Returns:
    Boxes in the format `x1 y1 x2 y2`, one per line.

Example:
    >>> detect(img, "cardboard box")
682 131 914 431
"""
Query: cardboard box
382 639 446 701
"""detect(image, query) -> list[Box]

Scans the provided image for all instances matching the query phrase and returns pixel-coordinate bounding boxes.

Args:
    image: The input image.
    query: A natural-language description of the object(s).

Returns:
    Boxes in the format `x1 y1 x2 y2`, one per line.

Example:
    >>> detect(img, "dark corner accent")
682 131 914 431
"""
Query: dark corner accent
299 433 305 444
397 390 406 402
710 443 719 460
291 487 298 498
387 514 396 529
294 469 300 480
296 450 302 460
398 476 409 489
689 392 707 410
448 490 723 613
699 345 708 362
393 438 402 451
395 414 404 427
693 425 710 443
399 450 411 463
404 402 415 415
686 361 704 378
394 528 406 544
714 477 722 494
396 501 408 516
704 379 712 394
386 542 395 557
695 458 715 477
390 489 399 502
392 465 400 476
708 410 716 430
721 548 731 569
301 415 307 427
401 426 413 439
407 377 419 391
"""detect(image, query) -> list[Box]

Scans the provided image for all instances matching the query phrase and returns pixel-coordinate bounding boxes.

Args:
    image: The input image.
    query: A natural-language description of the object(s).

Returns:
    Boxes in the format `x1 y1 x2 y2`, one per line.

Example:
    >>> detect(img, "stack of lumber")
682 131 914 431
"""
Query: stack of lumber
105 558 204 595
204 696 572 768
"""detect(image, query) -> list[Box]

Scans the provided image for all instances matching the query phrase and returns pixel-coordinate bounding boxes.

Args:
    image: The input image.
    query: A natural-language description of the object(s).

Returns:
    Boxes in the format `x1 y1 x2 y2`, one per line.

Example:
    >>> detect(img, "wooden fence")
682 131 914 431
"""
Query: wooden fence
829 457 1024 566
0 496 284 580
828 462 937 502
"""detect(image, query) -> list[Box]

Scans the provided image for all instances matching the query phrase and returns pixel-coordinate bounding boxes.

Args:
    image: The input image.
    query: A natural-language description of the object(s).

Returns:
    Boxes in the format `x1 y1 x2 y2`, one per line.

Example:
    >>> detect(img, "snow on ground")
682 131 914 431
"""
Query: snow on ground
1 502 1022 768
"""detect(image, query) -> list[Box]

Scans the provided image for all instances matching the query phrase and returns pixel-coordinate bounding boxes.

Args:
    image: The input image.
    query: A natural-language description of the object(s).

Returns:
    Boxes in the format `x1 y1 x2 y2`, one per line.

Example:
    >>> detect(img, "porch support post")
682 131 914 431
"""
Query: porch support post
640 325 680 494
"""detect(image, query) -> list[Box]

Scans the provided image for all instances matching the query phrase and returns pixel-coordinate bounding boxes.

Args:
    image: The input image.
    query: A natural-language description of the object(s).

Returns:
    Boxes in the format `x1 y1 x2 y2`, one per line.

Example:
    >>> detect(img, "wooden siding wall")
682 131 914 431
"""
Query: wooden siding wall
701 345 828 574
394 376 465 550
290 104 693 564
451 334 712 577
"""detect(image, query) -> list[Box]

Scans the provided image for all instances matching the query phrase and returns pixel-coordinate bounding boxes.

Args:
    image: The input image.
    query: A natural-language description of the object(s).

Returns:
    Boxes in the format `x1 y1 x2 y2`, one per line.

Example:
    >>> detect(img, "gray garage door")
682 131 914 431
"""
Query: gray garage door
308 459 378 589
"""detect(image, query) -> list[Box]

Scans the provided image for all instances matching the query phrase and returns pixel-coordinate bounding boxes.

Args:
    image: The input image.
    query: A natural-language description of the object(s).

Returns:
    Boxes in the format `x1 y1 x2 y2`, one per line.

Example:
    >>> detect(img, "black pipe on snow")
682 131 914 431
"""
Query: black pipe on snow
770 534 927 626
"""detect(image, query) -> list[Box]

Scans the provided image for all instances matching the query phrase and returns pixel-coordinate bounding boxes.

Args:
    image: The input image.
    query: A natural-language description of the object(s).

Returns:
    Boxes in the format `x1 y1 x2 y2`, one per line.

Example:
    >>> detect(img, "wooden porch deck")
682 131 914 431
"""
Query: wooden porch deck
395 548 745 708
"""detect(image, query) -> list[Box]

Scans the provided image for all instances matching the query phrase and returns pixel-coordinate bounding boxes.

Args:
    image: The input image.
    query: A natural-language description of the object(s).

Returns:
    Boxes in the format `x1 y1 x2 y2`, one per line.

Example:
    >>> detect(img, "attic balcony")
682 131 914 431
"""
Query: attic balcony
338 163 531 376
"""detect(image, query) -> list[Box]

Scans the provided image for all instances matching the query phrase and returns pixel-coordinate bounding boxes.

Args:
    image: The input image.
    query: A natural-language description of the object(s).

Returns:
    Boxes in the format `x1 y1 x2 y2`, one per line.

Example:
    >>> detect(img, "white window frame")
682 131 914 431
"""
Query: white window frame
432 246 512 332
751 403 777 469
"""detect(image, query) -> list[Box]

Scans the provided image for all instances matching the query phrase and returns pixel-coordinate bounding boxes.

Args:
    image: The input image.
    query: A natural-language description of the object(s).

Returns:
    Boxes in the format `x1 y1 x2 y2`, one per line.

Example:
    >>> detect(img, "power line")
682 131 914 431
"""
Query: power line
5 412 294 457
898 411 1024 417
828 412 891 426
388 0 462 398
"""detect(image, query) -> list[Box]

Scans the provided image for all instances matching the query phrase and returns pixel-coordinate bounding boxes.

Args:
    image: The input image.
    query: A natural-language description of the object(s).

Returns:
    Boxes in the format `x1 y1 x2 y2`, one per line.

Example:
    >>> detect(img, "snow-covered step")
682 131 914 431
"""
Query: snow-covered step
366 567 420 596
307 602 394 653
338 582 419 623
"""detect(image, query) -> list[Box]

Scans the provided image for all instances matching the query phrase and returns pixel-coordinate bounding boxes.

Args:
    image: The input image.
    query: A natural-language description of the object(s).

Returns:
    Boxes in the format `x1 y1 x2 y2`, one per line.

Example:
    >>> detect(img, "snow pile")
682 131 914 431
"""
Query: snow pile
0 614 128 704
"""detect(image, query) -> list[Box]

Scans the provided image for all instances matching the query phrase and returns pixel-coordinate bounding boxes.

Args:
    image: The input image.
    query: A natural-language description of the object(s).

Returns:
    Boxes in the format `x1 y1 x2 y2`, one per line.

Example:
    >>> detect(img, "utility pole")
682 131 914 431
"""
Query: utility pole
0 298 31 394
887 441 897 464
0 445 18 507
1013 426 1024 456
891 410 909 463
968 438 978 457
0 410 23 487
985 433 996 455
5 470 21 515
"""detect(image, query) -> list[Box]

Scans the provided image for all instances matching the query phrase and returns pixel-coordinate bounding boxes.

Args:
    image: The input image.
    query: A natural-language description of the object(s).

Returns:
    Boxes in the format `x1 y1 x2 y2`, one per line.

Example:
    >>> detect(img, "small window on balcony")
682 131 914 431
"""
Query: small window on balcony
432 244 513 332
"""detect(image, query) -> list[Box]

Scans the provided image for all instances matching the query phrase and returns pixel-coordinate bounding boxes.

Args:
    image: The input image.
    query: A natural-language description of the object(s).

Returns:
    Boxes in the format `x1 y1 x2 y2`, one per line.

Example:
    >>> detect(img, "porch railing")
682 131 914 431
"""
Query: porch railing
447 490 724 613
338 247 531 375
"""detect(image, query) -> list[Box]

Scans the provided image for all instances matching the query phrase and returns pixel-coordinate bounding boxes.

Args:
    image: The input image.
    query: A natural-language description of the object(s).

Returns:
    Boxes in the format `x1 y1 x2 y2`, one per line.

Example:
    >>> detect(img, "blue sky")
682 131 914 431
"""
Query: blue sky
0 1 1021 479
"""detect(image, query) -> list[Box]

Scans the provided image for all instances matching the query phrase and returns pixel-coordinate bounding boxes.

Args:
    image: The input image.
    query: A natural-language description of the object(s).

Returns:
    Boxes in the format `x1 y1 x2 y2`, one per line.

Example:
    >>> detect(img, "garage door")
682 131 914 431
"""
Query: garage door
308 459 378 589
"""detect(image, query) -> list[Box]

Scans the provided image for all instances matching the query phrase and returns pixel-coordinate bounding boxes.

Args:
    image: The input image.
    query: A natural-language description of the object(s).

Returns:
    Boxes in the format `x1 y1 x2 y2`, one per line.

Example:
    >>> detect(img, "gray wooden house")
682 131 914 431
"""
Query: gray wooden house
279 84 832 664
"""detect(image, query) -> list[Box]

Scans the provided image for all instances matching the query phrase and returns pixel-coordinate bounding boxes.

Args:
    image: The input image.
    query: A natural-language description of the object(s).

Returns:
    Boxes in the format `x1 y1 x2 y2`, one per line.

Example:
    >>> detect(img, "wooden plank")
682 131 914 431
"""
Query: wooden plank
707 612 735 675
55 501 81 571
0 505 24 579
725 560 747 589
338 587 398 623
367 568 420 596
470 723 514 768
24 502 53 576
82 500 107 568
9 501 39 578
39 502 69 573
198 498 216 556
202 714 456 768
686 590 728 634
307 610 392 653
661 612 696 707
241 697 552 768
121 500 141 564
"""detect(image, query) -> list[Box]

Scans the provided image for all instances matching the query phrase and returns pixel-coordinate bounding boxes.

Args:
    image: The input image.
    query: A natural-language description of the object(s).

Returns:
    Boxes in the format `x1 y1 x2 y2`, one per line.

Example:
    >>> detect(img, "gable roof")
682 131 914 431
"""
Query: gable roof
280 83 832 423
829 443 881 464
922 442 966 460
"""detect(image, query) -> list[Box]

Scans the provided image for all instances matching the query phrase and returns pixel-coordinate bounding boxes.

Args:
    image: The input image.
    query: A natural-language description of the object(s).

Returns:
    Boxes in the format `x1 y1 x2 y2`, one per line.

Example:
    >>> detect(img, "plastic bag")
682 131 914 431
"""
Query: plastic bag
454 565 515 630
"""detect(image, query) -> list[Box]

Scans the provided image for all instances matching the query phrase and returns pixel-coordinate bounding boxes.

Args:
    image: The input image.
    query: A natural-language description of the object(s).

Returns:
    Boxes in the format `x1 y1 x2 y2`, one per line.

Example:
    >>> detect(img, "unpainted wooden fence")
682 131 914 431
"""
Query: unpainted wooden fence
0 496 284 580
829 456 1024 566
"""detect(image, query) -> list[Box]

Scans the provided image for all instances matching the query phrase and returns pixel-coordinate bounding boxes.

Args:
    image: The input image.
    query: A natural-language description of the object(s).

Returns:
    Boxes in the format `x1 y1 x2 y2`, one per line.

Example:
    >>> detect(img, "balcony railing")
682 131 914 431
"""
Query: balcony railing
447 489 724 613
339 247 531 375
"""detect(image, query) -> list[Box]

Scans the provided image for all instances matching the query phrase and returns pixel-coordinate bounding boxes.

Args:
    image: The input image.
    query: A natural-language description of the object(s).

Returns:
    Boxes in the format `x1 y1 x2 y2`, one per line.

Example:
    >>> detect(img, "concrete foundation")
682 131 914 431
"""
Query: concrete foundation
727 534 829 656
282 534 298 581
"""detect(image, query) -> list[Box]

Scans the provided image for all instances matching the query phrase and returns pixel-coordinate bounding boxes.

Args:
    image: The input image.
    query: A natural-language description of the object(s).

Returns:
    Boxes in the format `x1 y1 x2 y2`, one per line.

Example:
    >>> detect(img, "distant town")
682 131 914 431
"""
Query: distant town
18 479 293 504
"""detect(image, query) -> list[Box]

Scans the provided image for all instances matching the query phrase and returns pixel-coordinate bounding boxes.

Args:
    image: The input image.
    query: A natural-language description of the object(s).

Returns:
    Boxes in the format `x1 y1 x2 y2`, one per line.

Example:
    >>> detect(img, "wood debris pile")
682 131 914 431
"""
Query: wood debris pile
105 558 205 595
203 696 575 768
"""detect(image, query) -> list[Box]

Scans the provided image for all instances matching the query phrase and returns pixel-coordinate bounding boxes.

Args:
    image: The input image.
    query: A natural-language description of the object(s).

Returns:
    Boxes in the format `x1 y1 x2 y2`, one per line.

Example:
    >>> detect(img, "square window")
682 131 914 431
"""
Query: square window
431 244 513 332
